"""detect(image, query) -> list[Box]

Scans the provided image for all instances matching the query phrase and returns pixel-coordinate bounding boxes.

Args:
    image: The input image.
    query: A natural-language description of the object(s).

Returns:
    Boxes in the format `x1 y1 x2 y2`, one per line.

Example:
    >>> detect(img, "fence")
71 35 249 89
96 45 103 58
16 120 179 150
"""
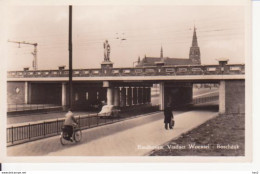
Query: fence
192 95 219 105
7 103 62 112
7 105 159 146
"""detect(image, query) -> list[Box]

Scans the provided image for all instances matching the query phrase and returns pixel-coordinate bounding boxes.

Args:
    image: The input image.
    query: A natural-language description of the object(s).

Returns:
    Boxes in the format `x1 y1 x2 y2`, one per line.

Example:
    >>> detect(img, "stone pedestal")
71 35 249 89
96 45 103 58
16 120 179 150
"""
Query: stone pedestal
101 61 113 69
101 61 114 75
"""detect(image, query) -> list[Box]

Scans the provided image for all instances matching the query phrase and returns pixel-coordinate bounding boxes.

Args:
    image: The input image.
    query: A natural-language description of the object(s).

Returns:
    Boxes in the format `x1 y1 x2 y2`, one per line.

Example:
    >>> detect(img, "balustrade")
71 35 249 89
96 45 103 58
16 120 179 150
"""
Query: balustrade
7 64 245 79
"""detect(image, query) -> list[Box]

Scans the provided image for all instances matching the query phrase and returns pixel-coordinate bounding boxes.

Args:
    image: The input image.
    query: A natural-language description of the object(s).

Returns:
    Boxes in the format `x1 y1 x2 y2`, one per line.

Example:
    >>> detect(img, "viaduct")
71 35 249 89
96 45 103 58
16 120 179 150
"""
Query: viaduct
7 60 245 114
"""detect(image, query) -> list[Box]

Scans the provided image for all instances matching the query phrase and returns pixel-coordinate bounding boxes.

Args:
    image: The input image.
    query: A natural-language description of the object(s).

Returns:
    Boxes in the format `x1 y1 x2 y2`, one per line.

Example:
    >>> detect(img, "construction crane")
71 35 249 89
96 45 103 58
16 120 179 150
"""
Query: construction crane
8 40 38 70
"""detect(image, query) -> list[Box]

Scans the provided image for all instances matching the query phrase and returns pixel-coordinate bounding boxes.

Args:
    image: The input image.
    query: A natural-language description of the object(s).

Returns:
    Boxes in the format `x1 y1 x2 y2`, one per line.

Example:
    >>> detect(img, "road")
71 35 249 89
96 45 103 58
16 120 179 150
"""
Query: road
7 87 218 125
7 103 217 156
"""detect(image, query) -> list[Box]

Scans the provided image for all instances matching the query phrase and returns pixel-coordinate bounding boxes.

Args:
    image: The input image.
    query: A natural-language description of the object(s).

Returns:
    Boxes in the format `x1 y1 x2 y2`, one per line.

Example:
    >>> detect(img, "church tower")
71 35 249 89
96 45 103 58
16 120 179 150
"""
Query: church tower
189 26 201 65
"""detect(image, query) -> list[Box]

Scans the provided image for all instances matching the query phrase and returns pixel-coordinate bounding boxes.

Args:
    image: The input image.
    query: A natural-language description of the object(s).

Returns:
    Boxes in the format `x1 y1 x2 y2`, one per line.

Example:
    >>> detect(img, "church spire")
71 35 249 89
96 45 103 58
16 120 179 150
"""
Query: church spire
160 46 163 58
192 26 198 47
189 25 201 65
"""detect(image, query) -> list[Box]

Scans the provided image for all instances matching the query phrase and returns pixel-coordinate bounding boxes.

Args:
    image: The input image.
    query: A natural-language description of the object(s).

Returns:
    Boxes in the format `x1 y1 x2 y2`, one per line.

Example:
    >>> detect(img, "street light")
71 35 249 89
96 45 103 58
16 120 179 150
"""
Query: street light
68 5 73 109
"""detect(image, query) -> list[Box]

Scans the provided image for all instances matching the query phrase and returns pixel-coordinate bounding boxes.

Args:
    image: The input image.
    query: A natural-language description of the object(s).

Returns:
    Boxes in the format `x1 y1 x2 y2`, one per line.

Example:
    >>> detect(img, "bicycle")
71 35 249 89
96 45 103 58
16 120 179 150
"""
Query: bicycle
60 124 82 145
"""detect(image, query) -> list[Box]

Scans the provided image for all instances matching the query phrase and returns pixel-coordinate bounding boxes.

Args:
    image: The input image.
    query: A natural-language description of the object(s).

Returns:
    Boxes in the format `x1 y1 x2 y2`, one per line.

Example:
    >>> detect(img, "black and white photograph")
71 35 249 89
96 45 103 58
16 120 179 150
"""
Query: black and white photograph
1 0 251 163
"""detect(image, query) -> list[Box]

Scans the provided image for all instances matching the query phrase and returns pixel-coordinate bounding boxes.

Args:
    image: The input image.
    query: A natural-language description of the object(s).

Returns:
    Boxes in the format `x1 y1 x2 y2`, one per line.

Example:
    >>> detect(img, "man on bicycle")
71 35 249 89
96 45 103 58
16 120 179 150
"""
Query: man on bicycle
63 108 78 142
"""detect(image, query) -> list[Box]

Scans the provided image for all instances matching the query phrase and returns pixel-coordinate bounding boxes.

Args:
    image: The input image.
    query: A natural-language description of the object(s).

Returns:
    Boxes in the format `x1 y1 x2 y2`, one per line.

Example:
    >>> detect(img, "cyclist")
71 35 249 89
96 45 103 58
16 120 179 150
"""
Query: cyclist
63 108 78 142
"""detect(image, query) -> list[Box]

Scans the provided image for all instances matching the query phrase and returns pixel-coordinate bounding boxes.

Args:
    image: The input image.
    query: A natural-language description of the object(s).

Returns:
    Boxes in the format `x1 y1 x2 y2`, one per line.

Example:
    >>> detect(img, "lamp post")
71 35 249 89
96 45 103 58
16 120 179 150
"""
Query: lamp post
68 5 73 109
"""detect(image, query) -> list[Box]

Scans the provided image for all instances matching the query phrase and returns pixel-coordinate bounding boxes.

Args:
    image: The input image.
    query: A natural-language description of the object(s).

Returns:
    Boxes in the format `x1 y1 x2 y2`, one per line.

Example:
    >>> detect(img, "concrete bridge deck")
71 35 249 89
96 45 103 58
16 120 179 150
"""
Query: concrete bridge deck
7 64 244 82
7 105 218 156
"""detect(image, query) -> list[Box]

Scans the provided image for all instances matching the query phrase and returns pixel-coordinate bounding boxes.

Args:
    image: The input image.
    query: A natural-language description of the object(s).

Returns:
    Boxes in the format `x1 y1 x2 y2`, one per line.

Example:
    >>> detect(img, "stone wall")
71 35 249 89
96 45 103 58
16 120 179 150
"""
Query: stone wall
225 80 245 114
7 82 26 104
30 83 62 104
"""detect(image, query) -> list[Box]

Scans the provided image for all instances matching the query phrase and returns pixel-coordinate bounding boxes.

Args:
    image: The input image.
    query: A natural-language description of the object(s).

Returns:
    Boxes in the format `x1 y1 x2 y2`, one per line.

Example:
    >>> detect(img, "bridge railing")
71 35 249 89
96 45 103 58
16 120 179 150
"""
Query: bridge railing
6 105 159 146
7 64 245 78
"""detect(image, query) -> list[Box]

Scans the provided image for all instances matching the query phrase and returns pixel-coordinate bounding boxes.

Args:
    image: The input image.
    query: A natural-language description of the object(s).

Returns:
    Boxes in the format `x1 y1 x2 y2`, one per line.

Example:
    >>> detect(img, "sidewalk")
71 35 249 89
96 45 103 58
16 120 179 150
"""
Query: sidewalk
7 109 217 156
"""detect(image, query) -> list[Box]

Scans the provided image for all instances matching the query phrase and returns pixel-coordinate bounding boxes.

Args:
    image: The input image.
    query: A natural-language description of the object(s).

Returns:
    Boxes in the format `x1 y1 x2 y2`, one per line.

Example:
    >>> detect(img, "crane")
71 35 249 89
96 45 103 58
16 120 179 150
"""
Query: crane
8 40 38 70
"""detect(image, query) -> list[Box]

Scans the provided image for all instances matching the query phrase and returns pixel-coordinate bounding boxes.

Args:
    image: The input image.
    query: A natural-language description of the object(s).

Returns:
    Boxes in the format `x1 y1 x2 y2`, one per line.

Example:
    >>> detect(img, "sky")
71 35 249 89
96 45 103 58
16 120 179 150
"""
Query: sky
6 4 247 71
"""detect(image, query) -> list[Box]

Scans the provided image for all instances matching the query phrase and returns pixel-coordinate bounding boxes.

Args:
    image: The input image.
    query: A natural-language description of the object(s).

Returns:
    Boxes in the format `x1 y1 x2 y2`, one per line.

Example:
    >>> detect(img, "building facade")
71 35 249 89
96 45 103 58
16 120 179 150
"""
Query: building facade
136 27 201 67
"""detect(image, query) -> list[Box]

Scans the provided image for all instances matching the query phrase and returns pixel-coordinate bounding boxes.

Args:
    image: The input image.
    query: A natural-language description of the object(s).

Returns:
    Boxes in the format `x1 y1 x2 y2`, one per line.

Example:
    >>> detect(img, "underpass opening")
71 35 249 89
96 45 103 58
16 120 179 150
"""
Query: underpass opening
70 82 106 111
150 81 220 112
192 82 219 112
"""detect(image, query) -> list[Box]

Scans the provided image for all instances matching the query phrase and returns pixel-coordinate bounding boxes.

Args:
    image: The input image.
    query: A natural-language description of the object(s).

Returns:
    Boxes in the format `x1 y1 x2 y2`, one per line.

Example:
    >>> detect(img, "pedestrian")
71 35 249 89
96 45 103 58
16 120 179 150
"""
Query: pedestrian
164 103 173 130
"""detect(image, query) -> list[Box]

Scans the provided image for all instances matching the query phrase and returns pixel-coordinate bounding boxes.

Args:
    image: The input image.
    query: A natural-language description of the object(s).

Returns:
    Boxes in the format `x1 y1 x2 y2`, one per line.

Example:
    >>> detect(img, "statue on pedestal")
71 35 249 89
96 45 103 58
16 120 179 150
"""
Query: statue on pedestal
103 40 110 62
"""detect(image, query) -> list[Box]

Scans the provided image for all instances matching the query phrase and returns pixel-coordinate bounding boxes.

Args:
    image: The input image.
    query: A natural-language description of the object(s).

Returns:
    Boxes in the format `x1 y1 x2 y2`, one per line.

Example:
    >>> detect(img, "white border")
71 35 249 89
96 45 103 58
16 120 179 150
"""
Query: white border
1 0 256 171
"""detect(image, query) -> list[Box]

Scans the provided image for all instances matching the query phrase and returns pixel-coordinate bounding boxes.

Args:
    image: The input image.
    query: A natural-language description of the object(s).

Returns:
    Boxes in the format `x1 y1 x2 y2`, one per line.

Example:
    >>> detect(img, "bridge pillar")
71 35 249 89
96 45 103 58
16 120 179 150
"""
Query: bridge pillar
28 82 32 104
219 80 245 114
219 81 226 114
120 87 126 107
142 87 145 104
61 82 67 108
148 87 151 103
133 87 137 105
127 87 132 106
138 87 143 104
143 87 146 103
125 87 129 106
159 82 165 110
107 87 113 105
146 87 150 103
24 82 30 104
136 87 139 104
145 87 150 103
131 87 134 105
113 87 120 106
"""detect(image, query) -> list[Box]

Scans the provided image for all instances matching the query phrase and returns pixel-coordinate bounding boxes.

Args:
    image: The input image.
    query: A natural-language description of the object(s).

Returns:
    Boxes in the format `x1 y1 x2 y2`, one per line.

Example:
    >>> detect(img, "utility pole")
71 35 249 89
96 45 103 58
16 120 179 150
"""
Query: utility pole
68 5 73 109
8 40 38 70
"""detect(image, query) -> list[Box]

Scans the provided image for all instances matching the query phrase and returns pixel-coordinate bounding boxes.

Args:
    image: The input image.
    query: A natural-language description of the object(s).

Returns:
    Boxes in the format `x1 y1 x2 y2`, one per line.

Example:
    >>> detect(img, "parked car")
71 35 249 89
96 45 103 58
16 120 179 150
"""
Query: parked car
98 105 120 117
90 100 103 110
